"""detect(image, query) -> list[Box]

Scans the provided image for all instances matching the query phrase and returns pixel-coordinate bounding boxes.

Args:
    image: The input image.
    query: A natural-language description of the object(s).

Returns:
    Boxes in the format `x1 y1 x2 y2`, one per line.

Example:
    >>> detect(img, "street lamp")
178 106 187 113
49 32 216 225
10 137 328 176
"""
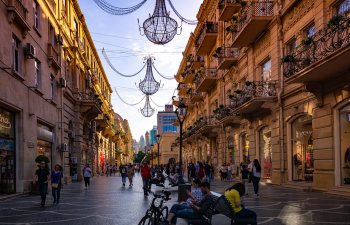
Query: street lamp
174 99 188 184
155 134 161 167
150 144 154 166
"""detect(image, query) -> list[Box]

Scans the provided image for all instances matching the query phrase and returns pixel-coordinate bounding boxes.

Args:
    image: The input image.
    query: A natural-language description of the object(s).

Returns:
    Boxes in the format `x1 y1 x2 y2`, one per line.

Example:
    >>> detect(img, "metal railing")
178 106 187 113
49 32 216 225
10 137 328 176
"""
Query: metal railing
195 22 218 47
217 47 240 65
283 13 350 78
230 80 277 108
233 1 273 39
215 106 237 120
195 68 218 87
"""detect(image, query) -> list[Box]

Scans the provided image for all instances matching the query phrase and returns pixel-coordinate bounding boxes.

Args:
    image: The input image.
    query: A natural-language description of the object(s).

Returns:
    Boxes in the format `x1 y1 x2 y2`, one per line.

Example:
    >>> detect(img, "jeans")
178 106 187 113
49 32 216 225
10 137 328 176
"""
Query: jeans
205 172 211 182
236 208 257 225
39 183 48 204
252 176 260 195
170 204 200 224
122 176 126 184
142 178 150 195
84 177 90 187
52 188 61 203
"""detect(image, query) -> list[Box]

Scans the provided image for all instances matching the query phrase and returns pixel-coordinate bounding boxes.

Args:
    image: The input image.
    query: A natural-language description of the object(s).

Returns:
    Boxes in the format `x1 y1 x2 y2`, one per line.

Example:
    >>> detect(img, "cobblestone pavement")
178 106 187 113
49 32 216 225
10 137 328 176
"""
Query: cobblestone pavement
0 175 350 225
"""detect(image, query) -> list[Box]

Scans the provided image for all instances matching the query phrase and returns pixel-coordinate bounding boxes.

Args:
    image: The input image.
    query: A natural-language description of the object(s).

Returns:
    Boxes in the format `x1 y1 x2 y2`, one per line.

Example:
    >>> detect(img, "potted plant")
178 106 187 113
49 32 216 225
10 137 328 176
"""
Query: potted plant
301 37 313 46
235 89 242 94
328 15 343 27
282 54 295 63
245 81 253 86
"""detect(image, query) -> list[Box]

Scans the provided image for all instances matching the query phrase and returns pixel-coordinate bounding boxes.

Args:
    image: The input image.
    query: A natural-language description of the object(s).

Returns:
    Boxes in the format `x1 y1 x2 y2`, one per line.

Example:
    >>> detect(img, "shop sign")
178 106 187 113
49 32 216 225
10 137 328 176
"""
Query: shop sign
0 109 14 138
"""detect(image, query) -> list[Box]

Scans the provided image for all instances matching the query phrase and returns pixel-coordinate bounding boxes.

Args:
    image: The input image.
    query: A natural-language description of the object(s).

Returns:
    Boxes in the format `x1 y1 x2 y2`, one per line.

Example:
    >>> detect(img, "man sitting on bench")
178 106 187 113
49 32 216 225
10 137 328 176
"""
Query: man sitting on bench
150 171 166 187
163 181 215 225
225 183 257 225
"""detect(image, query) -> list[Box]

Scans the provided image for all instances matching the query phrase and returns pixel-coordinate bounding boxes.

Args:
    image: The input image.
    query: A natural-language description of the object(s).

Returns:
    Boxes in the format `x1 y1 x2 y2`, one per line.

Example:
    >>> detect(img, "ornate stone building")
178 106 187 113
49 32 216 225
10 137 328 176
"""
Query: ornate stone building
174 0 350 194
0 0 118 194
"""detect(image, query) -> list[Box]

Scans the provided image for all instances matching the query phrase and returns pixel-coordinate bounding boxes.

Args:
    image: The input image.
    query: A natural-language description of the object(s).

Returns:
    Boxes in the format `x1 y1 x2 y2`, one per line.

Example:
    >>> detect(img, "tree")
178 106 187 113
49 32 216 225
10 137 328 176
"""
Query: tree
134 151 146 163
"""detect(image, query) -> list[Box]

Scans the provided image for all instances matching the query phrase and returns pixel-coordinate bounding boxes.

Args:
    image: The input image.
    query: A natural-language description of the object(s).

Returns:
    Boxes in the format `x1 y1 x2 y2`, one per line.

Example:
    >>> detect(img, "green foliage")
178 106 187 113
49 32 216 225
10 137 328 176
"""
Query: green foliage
134 151 146 163
35 155 50 164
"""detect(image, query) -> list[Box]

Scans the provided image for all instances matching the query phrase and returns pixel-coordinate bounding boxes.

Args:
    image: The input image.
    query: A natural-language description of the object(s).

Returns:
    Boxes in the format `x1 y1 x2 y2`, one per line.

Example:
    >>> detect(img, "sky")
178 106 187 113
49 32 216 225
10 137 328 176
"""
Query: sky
78 0 202 141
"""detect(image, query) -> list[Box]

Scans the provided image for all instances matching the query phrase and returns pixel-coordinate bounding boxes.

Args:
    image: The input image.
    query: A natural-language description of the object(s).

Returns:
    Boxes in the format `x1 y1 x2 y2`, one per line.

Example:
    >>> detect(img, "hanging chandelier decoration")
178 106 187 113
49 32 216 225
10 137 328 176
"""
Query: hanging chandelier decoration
138 0 179 45
138 57 161 95
93 0 197 45
140 94 155 117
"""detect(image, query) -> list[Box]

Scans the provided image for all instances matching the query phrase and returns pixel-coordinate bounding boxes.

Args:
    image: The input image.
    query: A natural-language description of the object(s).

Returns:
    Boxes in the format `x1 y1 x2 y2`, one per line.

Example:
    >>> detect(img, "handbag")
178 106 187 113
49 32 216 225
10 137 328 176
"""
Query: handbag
52 183 59 188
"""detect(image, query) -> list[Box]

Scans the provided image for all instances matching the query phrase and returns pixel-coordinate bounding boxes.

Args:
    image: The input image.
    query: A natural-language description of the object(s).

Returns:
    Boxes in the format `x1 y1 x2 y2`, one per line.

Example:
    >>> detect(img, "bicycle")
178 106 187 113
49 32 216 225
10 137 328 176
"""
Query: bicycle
138 190 172 225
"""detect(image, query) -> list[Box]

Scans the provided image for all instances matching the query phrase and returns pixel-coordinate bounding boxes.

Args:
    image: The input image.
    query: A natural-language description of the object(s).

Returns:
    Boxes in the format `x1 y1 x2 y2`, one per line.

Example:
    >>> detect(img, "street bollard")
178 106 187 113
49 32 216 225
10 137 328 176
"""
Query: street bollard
178 183 191 202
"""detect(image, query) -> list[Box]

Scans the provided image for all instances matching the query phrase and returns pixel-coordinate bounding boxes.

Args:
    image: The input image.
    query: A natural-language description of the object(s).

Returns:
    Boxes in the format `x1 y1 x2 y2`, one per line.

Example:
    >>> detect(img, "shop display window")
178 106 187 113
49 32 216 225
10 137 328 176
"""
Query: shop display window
340 105 350 185
260 127 272 179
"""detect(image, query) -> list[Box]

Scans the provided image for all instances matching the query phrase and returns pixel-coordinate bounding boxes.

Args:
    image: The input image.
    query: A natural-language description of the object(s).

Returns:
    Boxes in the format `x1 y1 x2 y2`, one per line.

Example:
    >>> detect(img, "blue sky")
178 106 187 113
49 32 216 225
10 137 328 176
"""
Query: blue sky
78 0 201 141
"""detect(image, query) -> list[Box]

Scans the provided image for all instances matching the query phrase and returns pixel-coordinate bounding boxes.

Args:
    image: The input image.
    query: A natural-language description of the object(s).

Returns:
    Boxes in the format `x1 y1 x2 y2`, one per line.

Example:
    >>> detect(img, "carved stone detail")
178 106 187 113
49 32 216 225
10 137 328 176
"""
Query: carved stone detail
283 0 315 32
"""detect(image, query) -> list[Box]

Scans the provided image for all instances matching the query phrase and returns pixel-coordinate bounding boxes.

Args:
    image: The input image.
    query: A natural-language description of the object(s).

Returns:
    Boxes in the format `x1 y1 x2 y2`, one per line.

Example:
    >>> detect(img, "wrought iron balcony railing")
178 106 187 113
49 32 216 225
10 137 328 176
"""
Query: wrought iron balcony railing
215 106 237 120
214 46 240 69
283 14 350 79
7 0 30 34
231 80 277 108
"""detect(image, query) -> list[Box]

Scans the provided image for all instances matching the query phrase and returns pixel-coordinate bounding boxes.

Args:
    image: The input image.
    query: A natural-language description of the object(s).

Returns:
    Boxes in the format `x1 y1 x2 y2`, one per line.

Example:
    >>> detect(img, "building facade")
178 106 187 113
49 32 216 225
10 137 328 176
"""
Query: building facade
0 0 117 194
157 105 178 135
150 126 157 146
174 0 350 194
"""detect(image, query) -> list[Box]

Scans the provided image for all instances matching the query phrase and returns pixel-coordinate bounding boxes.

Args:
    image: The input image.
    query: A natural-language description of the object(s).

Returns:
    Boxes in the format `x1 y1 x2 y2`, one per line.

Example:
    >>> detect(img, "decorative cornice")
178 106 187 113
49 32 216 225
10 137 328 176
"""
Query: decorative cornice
283 0 315 32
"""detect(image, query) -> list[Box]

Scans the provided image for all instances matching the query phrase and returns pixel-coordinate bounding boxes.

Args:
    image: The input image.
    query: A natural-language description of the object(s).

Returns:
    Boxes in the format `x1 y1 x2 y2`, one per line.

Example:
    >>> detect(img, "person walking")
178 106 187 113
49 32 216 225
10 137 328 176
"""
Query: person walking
252 159 262 197
83 164 92 189
34 161 50 207
120 165 127 186
204 162 211 183
140 159 151 196
51 164 63 204
127 164 135 186
112 164 117 176
227 163 232 181
240 162 250 197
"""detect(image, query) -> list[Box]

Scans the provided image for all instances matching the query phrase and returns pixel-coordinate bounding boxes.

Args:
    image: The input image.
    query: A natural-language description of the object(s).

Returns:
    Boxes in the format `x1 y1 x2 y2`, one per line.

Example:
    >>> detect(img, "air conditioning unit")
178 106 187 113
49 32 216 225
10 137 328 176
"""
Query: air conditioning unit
60 143 68 152
59 77 66 88
25 43 35 58
57 34 64 46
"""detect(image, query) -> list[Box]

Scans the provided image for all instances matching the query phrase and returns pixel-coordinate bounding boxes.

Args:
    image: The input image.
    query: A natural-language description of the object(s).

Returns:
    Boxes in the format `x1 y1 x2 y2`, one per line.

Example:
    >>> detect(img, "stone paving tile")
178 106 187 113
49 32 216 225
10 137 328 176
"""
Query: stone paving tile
0 175 350 225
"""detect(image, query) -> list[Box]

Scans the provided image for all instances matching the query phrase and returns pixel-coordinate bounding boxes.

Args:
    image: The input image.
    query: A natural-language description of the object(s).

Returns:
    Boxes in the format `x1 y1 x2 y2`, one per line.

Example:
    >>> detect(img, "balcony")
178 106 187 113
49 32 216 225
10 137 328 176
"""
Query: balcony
218 0 242 21
232 80 277 115
190 91 204 102
6 0 30 36
95 114 110 132
74 92 102 120
213 46 240 70
232 1 273 47
214 106 240 127
196 68 218 92
47 43 61 70
195 22 218 55
177 83 190 96
283 14 350 84
190 55 205 70
198 116 220 137
184 98 195 109
182 69 196 84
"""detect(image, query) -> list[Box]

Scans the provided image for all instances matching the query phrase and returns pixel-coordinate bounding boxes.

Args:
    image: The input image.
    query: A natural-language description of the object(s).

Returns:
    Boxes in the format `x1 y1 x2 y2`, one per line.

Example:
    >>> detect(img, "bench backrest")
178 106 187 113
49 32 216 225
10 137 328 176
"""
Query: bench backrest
214 195 236 219
203 194 220 220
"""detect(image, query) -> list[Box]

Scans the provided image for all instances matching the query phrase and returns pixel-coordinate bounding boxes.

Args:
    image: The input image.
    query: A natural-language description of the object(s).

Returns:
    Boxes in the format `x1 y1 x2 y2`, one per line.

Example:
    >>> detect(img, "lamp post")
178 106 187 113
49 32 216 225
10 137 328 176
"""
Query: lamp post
174 98 188 184
155 134 161 167
150 144 154 166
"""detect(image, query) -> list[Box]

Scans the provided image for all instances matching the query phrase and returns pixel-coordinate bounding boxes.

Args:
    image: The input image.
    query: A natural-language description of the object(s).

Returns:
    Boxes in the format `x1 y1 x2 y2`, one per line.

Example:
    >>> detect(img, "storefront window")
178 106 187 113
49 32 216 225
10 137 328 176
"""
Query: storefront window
340 105 350 185
37 124 53 170
0 108 15 194
292 115 313 182
260 127 272 179
241 133 249 163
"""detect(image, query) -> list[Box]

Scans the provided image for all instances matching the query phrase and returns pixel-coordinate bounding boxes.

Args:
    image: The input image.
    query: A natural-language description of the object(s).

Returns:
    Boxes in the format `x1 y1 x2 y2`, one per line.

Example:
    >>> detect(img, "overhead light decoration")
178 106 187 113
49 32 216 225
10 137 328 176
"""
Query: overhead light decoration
93 0 197 45
138 57 161 95
140 95 155 117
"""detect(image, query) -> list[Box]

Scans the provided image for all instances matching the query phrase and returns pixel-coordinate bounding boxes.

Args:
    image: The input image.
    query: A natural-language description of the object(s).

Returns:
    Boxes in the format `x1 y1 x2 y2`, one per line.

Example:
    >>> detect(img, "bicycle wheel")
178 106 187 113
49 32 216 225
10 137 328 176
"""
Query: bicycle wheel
159 206 168 221
138 214 154 225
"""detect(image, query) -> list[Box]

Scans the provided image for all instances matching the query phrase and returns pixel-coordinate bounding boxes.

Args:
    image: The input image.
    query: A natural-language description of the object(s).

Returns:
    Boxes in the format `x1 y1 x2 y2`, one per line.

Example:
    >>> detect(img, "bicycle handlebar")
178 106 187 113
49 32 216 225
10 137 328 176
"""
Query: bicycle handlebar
148 189 171 201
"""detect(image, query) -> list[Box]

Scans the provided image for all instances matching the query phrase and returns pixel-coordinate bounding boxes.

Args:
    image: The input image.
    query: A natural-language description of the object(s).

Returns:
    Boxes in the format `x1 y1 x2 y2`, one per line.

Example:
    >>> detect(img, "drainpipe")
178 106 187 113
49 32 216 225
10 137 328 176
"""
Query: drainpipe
276 4 285 178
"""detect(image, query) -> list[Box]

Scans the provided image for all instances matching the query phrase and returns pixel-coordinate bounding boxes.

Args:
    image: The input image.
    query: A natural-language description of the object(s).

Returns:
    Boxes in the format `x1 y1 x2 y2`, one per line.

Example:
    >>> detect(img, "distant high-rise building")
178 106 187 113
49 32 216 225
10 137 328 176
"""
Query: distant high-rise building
133 139 139 153
145 131 150 152
150 126 157 145
157 105 178 135
139 136 145 151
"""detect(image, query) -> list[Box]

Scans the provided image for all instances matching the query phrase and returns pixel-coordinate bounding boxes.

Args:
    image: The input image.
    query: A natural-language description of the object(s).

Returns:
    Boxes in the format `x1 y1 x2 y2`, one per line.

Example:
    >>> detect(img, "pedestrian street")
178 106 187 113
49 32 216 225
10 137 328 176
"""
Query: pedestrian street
1 175 350 225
